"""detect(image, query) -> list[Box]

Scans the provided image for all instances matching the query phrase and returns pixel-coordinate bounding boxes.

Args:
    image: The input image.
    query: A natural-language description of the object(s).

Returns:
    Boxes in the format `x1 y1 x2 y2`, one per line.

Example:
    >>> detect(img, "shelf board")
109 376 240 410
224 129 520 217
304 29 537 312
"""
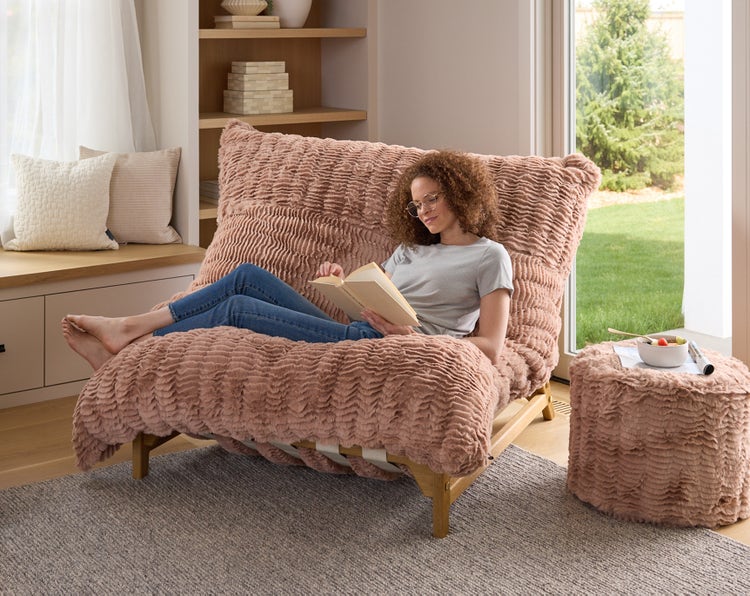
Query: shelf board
199 27 366 40
0 244 205 289
200 200 218 220
199 107 367 130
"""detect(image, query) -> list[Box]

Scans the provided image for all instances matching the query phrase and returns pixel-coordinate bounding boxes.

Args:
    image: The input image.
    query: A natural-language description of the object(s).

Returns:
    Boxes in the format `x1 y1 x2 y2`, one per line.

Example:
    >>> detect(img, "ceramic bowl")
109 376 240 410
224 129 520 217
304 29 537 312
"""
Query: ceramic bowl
221 0 268 16
636 335 689 368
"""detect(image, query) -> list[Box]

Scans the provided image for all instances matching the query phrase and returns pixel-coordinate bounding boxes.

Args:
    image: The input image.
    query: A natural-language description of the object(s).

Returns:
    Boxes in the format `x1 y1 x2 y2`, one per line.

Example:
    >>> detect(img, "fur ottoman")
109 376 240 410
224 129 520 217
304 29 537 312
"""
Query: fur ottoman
567 341 750 528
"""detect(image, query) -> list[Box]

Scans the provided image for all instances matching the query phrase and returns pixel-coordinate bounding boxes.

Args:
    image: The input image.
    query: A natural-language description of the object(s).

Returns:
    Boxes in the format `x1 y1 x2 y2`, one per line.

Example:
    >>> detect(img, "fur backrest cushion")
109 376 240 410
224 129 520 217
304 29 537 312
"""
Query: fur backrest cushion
195 121 600 392
196 122 422 318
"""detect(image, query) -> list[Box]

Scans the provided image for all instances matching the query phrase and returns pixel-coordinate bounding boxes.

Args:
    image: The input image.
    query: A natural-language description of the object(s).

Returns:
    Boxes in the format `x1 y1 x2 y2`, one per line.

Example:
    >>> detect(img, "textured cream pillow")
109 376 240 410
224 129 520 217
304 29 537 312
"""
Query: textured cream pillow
80 146 182 244
5 153 119 251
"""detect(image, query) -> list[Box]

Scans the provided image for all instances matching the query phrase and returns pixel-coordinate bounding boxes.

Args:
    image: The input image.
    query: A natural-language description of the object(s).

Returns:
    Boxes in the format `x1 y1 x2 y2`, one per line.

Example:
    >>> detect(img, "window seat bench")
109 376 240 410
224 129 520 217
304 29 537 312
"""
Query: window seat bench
0 244 205 408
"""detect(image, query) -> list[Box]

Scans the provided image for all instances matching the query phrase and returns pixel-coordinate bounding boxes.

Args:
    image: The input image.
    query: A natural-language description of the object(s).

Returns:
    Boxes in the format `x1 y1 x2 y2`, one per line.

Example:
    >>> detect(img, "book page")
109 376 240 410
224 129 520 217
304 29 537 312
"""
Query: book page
346 263 415 315
309 276 366 321
345 278 419 326
344 263 418 326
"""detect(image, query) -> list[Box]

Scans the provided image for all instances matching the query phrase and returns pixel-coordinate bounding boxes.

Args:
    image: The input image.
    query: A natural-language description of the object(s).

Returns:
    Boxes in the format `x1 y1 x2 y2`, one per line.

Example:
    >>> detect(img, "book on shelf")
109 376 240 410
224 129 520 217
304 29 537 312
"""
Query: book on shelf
224 62 292 115
223 88 293 115
214 15 280 29
200 180 219 203
224 89 292 100
227 72 289 91
232 61 286 75
215 21 280 29
309 262 419 327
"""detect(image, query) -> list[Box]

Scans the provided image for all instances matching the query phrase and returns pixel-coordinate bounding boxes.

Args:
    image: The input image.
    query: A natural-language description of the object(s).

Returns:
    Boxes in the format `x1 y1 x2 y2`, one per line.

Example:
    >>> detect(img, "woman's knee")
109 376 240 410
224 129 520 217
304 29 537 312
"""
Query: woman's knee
232 262 263 280
227 263 273 291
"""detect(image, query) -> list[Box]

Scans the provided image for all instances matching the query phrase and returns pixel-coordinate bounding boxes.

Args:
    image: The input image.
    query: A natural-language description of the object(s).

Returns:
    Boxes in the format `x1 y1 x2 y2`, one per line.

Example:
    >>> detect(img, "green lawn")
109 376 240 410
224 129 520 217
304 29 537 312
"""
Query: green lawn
575 197 685 348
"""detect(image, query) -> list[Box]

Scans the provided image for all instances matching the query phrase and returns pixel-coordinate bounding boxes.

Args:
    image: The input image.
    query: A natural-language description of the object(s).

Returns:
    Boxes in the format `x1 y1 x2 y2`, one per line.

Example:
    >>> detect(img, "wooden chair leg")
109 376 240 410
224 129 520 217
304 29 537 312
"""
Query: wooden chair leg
541 401 556 421
400 459 454 538
132 433 150 479
539 381 556 420
431 473 452 538
132 431 180 479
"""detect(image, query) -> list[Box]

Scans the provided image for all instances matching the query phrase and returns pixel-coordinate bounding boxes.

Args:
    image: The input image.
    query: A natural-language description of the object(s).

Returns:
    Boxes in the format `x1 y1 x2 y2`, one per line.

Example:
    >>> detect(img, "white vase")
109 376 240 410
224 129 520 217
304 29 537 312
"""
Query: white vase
271 0 312 28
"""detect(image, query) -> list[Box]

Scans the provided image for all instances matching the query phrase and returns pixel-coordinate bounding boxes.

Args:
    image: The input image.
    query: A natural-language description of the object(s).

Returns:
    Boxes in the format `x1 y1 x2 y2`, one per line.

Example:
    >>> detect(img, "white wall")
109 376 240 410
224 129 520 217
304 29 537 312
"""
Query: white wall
375 0 534 155
320 0 378 141
683 0 732 338
135 0 199 246
733 0 750 364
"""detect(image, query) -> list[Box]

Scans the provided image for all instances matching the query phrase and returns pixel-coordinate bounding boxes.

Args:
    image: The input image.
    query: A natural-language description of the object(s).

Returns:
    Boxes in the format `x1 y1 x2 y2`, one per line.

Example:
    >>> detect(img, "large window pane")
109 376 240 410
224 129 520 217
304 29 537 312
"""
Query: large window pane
572 0 731 355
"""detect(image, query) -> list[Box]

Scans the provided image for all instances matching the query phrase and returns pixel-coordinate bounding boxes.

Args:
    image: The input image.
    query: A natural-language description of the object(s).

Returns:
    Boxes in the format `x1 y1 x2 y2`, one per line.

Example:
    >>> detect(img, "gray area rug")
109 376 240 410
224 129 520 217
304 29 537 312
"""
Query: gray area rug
2 444 749 595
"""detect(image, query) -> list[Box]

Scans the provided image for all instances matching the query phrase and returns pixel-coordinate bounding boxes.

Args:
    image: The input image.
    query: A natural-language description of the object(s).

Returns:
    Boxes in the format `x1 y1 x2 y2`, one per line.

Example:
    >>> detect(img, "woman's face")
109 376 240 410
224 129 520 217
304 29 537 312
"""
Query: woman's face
409 176 460 236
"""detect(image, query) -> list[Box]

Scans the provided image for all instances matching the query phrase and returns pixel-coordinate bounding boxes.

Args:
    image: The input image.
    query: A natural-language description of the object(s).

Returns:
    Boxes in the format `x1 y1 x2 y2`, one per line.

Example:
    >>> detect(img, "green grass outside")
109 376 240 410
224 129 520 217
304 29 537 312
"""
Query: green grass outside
575 197 685 348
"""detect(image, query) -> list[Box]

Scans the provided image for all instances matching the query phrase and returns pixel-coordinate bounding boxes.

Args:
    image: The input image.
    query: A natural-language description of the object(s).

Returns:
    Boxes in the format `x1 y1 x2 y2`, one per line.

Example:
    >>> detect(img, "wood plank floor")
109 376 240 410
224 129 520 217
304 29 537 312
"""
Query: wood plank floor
2 381 749 546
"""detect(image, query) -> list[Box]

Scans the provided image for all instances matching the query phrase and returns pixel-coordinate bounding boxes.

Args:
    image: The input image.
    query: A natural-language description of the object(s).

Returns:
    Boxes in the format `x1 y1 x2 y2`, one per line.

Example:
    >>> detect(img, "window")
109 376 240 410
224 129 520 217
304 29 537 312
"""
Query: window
545 0 736 379
0 0 155 236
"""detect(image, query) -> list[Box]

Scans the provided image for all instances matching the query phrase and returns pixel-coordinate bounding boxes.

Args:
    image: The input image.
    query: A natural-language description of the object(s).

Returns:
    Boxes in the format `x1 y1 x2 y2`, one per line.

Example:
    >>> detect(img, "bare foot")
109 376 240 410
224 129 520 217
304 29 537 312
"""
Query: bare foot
62 319 115 371
65 314 136 354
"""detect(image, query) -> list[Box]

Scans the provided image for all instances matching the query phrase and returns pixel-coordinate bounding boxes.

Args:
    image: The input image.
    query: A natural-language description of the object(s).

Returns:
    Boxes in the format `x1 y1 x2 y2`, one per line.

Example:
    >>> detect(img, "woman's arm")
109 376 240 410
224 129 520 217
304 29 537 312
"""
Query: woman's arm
465 288 511 364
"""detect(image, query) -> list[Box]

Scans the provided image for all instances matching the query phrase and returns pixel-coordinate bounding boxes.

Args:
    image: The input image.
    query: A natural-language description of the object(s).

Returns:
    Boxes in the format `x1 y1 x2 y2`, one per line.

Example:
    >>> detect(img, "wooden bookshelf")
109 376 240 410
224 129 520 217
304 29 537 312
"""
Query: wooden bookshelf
196 1 368 246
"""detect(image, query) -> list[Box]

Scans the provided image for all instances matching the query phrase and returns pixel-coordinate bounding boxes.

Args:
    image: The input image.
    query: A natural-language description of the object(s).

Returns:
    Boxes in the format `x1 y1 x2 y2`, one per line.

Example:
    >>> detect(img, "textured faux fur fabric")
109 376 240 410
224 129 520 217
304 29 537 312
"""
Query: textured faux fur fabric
567 341 750 528
73 121 601 476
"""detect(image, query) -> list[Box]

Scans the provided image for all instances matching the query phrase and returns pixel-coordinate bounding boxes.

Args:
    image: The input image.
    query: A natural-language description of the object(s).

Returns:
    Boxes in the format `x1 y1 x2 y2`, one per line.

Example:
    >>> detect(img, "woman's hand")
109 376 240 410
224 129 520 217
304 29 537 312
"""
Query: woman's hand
360 309 415 336
316 261 345 278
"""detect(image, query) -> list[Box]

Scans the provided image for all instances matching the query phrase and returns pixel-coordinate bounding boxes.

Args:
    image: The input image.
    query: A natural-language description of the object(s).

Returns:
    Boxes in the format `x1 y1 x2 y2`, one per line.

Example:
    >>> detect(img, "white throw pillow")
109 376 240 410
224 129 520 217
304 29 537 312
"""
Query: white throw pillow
4 153 119 251
79 146 182 244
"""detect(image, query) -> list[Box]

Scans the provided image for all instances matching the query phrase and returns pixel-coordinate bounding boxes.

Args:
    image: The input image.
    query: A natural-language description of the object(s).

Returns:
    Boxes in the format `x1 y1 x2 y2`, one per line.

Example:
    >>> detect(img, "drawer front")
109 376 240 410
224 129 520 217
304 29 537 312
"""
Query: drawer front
45 276 193 386
0 297 44 395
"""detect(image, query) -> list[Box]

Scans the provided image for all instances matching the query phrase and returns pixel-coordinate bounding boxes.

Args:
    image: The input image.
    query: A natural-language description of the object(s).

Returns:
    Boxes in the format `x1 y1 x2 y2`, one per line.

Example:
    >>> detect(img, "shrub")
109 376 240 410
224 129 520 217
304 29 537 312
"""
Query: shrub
576 0 684 191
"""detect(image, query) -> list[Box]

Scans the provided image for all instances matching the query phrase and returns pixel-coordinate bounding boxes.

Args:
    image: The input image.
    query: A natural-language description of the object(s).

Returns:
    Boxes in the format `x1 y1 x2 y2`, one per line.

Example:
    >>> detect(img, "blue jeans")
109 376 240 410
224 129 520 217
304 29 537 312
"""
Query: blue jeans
153 263 383 342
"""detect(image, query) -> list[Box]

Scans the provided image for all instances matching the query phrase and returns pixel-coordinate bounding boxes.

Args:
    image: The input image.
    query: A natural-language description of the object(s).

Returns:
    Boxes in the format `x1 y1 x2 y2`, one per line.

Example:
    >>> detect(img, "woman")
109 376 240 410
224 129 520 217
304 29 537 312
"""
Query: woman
62 150 513 370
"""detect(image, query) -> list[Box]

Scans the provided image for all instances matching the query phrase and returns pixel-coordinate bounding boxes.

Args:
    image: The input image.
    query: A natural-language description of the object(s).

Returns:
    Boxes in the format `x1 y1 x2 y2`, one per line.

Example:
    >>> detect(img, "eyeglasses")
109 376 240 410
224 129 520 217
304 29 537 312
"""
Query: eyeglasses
406 193 441 218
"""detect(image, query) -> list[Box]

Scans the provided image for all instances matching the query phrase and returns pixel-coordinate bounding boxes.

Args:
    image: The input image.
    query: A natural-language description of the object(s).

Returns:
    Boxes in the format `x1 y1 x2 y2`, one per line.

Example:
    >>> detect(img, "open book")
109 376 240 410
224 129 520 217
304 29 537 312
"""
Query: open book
310 262 419 327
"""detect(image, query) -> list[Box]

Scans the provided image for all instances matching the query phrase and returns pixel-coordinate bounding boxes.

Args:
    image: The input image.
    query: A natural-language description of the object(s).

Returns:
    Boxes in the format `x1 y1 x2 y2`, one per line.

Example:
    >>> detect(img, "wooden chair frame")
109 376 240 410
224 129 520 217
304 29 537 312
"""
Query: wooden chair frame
132 382 554 538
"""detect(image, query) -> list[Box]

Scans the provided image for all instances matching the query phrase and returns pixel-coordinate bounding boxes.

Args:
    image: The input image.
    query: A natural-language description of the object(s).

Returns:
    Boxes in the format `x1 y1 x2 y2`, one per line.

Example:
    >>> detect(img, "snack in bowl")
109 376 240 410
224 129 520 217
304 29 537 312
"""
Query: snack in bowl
636 334 689 368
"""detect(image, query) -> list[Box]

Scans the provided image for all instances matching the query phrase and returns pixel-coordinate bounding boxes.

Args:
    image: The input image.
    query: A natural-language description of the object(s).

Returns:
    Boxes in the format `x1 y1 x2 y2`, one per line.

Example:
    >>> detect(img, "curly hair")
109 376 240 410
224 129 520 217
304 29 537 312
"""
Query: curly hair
384 150 501 246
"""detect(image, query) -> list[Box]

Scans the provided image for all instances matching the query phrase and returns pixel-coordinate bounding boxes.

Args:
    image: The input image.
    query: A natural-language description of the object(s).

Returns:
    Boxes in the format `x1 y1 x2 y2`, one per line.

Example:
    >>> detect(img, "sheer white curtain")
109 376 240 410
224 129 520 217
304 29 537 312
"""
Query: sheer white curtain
0 0 156 235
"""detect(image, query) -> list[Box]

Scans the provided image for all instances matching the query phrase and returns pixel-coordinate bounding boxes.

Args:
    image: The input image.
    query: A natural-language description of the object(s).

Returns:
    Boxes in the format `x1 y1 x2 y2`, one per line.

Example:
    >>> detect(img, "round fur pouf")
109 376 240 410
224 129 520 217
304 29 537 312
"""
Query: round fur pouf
567 341 750 528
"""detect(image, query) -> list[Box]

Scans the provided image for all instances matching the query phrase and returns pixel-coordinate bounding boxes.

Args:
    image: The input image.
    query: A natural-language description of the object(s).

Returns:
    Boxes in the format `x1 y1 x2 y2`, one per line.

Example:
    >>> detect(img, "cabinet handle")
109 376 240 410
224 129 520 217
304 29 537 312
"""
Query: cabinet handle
0 344 4 353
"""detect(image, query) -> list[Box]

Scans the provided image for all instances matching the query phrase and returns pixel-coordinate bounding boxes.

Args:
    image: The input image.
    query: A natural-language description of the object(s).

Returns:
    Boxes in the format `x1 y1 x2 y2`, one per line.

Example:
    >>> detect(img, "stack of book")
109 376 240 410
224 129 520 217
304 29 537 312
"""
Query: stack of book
200 180 220 205
223 61 293 115
214 15 280 29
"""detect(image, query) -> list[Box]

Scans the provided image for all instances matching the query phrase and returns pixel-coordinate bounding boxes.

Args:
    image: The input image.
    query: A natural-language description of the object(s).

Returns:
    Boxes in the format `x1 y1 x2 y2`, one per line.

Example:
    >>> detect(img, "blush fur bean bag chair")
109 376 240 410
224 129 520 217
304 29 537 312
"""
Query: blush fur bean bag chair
72 121 600 537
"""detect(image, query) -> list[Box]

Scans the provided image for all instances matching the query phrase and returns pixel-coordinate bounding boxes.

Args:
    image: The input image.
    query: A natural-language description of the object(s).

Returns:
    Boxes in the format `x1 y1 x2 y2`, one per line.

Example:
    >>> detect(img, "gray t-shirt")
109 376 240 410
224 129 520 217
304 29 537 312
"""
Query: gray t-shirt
382 237 513 337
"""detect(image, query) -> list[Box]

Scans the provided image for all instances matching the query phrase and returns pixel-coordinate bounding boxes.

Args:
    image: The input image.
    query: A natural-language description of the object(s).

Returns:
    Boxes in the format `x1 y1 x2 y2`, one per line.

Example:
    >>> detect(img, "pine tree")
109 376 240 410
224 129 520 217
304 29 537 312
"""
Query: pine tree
576 0 684 191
